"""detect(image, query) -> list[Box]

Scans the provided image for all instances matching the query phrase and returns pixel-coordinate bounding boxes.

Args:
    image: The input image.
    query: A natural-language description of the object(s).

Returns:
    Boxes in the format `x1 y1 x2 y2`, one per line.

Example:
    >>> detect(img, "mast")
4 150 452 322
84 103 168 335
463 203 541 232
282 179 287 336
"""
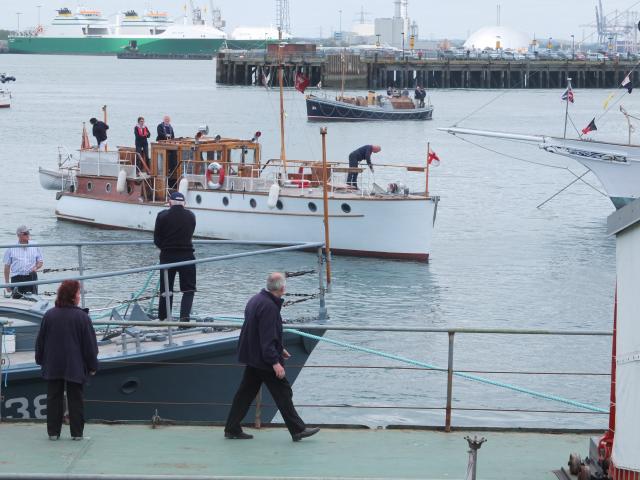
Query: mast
320 127 332 288
278 27 287 168
563 77 572 139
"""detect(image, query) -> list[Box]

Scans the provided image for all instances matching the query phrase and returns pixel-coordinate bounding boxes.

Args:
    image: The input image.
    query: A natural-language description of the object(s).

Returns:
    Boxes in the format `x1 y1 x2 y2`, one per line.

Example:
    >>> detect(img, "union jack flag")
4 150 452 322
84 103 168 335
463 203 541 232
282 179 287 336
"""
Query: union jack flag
561 86 574 103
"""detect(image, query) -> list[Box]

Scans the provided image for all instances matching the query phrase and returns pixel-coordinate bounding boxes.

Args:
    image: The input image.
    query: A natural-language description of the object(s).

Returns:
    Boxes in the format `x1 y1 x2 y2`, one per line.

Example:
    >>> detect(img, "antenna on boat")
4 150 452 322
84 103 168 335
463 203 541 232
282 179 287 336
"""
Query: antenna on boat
620 105 636 145
319 126 332 289
278 27 288 172
563 77 572 139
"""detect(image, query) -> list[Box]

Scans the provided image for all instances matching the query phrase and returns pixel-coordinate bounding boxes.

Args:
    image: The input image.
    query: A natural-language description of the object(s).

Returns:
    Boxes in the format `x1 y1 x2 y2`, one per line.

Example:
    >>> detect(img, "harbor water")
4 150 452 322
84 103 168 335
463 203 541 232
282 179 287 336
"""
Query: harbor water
0 54 628 430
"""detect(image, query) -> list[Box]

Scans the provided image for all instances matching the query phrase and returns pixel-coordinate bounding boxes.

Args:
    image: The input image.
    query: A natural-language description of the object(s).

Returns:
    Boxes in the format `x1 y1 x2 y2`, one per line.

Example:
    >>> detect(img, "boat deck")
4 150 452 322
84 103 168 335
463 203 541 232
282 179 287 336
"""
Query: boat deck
0 422 593 479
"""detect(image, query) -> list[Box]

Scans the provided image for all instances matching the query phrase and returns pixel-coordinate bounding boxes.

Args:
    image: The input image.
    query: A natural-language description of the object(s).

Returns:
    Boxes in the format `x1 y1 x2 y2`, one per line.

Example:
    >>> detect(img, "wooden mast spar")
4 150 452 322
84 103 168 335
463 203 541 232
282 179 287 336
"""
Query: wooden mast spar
278 27 287 172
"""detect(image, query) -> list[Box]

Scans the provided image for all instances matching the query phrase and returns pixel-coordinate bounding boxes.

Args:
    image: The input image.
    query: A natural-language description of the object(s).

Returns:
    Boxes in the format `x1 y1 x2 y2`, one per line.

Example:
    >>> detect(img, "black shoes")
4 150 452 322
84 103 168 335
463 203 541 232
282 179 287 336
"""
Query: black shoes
224 431 253 440
292 427 320 442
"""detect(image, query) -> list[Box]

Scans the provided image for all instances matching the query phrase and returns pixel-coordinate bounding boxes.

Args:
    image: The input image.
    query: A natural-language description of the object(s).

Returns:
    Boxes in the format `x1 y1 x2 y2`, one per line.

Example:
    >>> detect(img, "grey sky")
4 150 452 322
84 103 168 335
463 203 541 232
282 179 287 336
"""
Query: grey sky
1 0 638 42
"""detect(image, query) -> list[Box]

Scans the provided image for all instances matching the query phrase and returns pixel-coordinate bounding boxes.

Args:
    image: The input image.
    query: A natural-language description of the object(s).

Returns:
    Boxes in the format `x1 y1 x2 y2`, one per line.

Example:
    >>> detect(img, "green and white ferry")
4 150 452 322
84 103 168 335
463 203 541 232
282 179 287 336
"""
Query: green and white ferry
8 7 226 56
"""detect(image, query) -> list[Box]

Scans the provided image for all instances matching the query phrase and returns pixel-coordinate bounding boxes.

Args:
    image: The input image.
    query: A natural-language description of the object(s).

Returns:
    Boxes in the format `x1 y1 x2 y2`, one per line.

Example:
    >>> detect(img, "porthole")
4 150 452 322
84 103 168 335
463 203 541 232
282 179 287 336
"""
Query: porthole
105 183 112 193
222 196 229 206
195 194 202 204
87 181 93 192
308 202 317 212
120 378 140 395
250 198 257 208
276 200 283 210
341 203 351 213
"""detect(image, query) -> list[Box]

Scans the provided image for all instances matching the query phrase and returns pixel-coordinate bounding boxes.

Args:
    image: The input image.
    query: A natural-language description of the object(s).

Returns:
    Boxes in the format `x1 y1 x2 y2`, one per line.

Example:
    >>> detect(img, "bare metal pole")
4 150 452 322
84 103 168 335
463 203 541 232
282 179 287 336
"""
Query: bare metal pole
317 247 327 321
445 331 454 432
77 246 85 308
563 77 572 139
320 127 332 289
162 268 175 347
465 436 487 480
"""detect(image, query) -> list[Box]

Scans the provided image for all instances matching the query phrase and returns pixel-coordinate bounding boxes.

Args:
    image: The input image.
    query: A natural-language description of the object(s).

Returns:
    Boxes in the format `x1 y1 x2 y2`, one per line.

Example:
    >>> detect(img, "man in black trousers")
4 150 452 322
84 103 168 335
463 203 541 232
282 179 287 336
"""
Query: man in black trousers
224 272 320 442
347 144 381 188
154 191 196 327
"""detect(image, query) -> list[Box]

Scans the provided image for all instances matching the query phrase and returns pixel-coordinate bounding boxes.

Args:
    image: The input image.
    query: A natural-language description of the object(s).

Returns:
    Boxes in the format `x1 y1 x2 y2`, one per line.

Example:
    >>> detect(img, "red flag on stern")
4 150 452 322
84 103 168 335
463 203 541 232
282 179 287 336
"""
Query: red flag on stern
294 72 310 93
581 118 598 135
428 150 440 166
81 122 91 150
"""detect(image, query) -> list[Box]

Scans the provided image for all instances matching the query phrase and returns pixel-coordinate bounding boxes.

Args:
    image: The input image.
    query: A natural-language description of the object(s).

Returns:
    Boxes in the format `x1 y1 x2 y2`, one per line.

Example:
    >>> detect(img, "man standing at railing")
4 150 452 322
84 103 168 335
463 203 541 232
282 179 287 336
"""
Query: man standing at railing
347 145 381 189
154 192 196 327
224 272 320 442
3 225 43 299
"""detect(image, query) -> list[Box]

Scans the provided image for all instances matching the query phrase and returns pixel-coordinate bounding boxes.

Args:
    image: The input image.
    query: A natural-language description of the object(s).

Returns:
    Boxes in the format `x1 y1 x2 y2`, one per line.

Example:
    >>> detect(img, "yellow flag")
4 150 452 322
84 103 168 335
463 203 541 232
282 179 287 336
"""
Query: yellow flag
603 92 615 109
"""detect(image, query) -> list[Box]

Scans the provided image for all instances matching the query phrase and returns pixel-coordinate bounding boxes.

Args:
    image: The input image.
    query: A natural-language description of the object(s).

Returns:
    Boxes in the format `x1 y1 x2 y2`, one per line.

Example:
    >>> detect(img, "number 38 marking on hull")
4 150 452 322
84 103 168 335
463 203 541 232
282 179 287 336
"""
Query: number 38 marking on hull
2 395 47 419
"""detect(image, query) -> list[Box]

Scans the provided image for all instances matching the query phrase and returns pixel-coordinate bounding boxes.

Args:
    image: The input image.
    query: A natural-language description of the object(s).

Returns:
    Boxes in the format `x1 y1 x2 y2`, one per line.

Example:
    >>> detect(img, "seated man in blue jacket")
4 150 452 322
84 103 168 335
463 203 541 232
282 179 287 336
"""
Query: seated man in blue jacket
224 272 320 442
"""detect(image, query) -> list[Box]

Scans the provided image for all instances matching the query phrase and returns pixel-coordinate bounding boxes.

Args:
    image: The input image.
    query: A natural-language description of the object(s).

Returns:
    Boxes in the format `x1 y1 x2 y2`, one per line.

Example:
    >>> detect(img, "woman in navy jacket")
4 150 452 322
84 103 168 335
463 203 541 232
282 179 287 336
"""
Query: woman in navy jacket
35 280 98 440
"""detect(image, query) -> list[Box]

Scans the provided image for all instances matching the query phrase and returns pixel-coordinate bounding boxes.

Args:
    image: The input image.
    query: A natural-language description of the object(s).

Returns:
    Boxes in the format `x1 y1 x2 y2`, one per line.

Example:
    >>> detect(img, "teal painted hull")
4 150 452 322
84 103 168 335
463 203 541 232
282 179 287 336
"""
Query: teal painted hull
8 36 225 55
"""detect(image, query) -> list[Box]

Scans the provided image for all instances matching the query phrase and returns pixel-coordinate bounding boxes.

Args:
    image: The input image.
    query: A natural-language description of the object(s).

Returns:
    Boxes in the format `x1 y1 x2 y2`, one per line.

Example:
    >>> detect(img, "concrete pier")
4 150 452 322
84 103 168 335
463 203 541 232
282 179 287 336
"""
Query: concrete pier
216 50 637 90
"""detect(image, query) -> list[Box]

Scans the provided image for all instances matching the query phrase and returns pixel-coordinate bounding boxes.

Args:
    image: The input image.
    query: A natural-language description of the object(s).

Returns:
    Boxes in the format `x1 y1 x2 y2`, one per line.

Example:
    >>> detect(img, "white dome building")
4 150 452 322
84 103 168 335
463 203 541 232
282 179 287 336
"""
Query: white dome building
463 26 531 51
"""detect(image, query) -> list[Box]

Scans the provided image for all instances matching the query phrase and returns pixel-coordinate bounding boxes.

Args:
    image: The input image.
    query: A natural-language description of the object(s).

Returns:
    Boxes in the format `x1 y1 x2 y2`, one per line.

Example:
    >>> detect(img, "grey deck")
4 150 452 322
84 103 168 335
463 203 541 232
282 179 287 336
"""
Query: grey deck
0 422 593 479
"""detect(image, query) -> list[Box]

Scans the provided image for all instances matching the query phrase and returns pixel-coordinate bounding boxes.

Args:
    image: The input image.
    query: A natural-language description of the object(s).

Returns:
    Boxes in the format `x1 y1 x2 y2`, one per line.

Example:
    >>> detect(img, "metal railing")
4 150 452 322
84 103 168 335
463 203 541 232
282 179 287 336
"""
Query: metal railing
0 239 329 423
0 317 611 430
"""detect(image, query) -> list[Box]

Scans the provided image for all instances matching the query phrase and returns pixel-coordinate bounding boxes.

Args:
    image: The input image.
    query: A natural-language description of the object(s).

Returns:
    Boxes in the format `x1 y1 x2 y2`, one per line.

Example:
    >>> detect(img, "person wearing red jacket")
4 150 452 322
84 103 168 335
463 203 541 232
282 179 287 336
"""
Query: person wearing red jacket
134 116 151 170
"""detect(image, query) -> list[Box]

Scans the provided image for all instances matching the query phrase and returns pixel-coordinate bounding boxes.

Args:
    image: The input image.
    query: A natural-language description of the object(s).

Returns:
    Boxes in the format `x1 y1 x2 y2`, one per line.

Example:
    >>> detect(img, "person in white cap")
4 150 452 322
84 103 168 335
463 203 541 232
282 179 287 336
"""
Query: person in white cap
3 225 44 298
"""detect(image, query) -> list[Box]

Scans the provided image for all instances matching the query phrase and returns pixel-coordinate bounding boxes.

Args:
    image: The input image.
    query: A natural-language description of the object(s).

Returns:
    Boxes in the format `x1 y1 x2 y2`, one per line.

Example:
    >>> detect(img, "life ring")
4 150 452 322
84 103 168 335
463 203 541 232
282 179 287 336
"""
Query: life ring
206 162 225 189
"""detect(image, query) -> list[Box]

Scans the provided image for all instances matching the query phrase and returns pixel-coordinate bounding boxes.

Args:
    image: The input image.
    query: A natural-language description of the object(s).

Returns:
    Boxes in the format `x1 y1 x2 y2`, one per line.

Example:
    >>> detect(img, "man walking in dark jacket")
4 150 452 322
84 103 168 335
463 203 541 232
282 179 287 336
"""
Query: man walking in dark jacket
224 272 320 442
89 117 109 151
347 144 381 188
154 191 196 326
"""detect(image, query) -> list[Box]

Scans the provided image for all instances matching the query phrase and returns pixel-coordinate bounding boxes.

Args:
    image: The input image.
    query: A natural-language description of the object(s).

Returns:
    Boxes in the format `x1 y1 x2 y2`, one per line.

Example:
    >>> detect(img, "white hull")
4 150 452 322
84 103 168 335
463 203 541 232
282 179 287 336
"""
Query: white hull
38 167 74 191
56 189 437 260
440 126 640 208
541 137 640 208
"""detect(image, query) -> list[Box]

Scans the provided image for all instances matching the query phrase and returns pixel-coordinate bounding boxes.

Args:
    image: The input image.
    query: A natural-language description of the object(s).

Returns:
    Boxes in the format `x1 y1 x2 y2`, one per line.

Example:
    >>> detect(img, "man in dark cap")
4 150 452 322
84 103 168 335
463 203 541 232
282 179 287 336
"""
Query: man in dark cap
154 191 196 326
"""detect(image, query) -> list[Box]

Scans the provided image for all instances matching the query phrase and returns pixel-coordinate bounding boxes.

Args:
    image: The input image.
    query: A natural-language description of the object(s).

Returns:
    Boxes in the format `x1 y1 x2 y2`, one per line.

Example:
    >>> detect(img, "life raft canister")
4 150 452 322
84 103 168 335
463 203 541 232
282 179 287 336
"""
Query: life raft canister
206 162 225 189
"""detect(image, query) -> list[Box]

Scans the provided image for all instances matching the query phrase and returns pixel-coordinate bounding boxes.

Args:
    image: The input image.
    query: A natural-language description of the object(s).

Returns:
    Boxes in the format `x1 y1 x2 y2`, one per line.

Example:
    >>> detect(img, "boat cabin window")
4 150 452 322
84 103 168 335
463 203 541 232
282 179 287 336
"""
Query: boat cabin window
155 151 164 177
198 149 223 163
181 149 195 174
228 147 256 165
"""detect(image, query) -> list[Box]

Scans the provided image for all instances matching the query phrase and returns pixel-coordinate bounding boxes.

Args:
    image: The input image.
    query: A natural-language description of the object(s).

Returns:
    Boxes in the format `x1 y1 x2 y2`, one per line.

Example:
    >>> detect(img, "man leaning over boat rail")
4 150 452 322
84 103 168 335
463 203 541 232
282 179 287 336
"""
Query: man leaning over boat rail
3 225 43 298
154 191 196 327
347 145 381 189
224 272 320 442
